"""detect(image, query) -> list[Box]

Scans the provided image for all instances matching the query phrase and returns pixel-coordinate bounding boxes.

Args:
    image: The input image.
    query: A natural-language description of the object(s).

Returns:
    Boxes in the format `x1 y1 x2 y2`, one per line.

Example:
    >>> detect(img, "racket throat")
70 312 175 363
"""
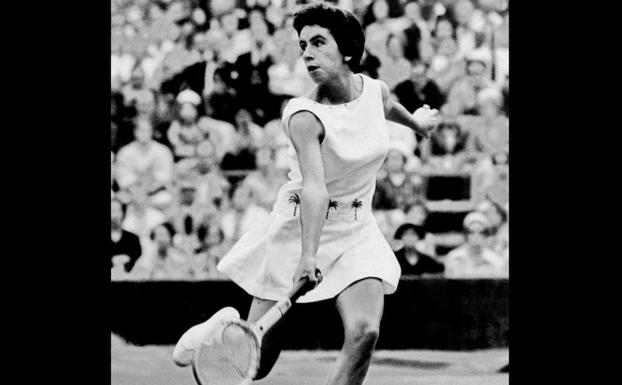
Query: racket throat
253 299 292 338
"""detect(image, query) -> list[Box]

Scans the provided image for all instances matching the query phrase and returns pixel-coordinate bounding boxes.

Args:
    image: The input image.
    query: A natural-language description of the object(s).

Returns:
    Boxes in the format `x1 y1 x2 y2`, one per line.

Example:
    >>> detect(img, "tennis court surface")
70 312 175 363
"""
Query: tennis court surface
112 334 508 385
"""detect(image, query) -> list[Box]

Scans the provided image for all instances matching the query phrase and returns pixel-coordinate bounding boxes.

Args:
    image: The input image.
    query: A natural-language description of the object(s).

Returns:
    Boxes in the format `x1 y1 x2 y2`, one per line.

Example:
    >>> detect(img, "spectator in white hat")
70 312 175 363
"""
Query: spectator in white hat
443 210 506 278
167 90 206 161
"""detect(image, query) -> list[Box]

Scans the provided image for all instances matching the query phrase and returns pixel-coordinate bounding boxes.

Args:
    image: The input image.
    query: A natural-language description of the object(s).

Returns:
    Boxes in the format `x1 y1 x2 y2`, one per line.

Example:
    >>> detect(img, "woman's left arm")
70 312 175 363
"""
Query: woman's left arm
379 81 439 139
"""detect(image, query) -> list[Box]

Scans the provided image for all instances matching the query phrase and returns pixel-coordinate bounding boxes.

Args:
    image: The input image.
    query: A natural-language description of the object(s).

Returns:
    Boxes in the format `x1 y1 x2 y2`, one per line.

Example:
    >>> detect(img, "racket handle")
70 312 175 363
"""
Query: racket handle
254 269 322 337
289 268 322 303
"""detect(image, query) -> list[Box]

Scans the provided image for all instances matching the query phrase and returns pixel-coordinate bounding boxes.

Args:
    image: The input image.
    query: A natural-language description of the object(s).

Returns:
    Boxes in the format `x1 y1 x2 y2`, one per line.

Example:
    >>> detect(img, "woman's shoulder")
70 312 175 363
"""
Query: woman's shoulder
281 93 321 118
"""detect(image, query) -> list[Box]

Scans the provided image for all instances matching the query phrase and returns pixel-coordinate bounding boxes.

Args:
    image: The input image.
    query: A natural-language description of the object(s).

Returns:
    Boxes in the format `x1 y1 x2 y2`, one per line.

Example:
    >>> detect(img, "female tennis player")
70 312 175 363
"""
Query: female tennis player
173 3 438 384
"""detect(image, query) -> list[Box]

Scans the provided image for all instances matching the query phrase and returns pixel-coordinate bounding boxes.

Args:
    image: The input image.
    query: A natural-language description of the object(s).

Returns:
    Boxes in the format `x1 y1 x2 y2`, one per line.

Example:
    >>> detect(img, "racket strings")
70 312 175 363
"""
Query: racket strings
194 322 258 385
222 324 254 377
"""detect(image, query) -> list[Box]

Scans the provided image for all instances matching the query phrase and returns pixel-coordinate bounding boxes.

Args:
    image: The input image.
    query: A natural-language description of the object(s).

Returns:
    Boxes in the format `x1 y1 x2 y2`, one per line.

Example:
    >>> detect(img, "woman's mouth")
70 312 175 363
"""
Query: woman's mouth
307 65 319 72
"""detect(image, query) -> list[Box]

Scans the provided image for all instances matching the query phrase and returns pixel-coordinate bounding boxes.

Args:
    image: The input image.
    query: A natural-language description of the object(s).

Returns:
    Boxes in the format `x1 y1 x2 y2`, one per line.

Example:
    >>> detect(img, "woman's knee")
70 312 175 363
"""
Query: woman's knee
344 318 380 350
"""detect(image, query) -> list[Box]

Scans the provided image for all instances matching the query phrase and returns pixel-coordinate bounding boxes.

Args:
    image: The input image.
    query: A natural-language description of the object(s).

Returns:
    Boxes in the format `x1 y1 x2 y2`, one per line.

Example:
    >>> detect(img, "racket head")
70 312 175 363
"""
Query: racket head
192 319 261 385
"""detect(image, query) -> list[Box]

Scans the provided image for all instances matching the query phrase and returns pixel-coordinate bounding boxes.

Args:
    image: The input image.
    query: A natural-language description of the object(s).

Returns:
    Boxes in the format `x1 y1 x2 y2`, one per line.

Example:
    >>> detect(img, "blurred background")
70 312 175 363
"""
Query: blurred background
110 0 510 282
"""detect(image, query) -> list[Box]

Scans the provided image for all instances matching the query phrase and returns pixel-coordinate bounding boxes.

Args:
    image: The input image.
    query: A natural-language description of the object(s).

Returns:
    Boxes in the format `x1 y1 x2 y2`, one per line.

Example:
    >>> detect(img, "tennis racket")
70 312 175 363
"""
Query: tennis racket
192 269 322 385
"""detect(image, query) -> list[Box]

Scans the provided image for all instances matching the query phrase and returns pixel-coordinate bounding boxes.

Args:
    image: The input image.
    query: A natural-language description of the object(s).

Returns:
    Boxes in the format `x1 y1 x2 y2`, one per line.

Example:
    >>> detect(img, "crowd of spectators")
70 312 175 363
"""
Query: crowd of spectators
111 0 510 281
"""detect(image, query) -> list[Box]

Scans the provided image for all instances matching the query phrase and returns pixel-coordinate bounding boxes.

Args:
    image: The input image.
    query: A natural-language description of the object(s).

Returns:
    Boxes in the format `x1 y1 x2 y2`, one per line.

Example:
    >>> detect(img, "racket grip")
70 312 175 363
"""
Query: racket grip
289 268 322 303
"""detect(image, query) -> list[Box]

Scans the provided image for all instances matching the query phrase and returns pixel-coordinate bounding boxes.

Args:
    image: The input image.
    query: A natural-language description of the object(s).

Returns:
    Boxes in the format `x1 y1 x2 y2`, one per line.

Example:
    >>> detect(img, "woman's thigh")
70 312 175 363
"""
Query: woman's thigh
334 278 385 333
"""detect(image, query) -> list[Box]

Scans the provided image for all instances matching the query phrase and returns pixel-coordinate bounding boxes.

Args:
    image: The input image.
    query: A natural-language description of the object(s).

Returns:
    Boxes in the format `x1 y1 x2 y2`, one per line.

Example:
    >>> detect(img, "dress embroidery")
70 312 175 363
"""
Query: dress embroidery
288 194 300 216
351 199 363 221
326 200 339 219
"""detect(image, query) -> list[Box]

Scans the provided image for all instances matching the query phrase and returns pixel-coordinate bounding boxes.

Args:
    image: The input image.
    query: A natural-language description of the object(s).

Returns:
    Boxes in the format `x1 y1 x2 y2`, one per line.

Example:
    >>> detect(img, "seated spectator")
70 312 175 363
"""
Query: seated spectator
242 146 288 211
373 148 426 212
167 90 207 160
111 44 136 90
427 120 470 172
111 91 135 152
467 87 509 156
377 33 411 91
393 223 444 277
110 197 142 274
424 16 465 94
358 48 382 79
159 32 223 102
197 109 238 163
118 180 168 241
167 175 214 255
115 118 175 202
190 224 230 280
450 0 486 60
151 92 176 150
471 148 509 207
444 211 506 278
232 16 276 125
386 121 422 172
220 109 263 184
399 0 430 62
204 67 241 125
363 0 406 63
268 45 315 98
444 54 494 116
121 65 148 108
476 198 508 239
393 60 445 113
220 183 270 247
403 199 436 256
131 222 192 280
175 140 231 212
215 9 253 64
464 88 509 202
153 18 197 83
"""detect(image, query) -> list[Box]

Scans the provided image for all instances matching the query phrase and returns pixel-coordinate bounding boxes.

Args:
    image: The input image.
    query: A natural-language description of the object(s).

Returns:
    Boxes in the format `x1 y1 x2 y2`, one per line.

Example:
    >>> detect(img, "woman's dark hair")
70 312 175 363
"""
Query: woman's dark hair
293 2 365 72
149 222 177 241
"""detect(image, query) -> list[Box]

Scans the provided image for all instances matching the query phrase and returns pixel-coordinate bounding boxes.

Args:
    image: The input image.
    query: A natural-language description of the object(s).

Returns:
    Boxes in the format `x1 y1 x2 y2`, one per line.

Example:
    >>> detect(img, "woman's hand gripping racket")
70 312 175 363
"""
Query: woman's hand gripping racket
192 269 322 385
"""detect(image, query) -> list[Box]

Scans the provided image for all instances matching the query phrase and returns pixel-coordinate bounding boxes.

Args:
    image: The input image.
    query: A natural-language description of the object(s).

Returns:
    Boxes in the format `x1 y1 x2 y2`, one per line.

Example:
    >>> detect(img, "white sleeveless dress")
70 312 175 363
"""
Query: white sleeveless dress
217 74 401 303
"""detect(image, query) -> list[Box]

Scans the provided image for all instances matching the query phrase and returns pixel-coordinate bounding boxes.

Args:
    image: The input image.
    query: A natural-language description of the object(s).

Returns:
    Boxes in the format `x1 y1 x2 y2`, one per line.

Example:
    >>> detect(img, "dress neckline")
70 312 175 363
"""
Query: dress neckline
301 74 365 109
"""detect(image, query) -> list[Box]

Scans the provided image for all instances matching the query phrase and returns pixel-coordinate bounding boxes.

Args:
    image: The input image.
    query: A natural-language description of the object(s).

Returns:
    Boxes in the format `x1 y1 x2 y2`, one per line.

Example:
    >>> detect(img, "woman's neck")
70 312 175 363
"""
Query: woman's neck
316 73 360 105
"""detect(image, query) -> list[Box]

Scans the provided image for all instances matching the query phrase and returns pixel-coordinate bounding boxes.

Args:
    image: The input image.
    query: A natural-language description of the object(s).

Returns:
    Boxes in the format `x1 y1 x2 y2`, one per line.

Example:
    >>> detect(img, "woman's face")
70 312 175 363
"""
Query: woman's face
299 25 347 84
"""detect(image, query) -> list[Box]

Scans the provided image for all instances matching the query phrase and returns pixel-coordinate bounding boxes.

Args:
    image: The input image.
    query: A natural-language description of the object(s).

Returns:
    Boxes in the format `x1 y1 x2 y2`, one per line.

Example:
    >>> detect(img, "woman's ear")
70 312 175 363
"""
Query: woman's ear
344 56 352 62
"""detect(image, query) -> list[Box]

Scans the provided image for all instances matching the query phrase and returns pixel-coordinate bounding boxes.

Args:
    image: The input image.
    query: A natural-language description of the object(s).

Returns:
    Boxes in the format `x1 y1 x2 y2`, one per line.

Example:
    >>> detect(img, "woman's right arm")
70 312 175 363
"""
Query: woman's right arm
288 111 329 284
